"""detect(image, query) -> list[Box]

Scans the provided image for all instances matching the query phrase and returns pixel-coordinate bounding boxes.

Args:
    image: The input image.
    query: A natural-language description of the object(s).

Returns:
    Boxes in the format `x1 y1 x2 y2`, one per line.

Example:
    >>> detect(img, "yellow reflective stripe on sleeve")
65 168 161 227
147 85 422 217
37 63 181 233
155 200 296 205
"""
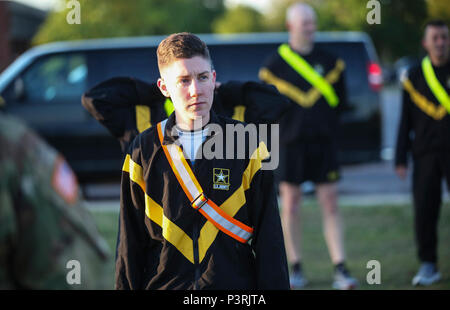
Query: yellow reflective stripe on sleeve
422 56 450 114
403 78 447 120
136 105 151 133
197 141 269 262
164 98 175 117
232 105 246 122
122 154 195 263
278 43 339 107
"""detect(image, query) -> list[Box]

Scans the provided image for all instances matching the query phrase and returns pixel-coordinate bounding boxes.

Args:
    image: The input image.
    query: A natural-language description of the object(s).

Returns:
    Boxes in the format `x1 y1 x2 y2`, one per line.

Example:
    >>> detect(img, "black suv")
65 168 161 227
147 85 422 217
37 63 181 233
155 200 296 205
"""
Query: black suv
0 32 382 182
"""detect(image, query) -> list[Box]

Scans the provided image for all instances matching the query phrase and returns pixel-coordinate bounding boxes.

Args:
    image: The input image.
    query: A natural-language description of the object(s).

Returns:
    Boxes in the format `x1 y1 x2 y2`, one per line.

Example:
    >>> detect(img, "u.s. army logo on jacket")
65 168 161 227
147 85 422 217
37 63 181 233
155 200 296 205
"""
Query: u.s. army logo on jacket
213 168 230 190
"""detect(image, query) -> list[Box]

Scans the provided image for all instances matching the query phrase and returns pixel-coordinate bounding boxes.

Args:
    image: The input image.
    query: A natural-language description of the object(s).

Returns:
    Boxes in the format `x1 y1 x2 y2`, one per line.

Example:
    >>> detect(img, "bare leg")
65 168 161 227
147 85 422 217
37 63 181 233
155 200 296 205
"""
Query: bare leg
279 181 302 264
316 182 345 264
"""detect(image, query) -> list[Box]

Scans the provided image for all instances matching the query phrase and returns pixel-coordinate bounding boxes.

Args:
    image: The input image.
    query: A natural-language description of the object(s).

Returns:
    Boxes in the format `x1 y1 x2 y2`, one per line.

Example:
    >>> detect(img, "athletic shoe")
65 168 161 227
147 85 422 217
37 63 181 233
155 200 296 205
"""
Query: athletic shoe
290 270 308 289
332 265 358 290
412 262 441 286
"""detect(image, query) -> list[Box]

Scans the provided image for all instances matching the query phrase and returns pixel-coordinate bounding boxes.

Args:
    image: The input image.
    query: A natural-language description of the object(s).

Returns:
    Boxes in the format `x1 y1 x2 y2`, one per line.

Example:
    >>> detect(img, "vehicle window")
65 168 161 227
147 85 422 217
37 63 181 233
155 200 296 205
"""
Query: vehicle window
87 48 158 86
209 43 279 82
21 53 87 104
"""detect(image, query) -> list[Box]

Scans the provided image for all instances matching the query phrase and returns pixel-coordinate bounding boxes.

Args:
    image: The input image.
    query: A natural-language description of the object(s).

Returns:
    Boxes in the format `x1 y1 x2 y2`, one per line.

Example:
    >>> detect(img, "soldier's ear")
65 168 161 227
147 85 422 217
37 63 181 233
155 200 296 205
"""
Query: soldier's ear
285 21 291 32
211 70 216 85
157 78 170 98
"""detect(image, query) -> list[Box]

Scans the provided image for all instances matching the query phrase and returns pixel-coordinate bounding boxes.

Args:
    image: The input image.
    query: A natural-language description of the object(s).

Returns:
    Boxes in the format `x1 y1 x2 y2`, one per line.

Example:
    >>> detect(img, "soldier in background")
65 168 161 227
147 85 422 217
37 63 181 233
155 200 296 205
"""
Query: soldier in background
395 20 450 286
0 112 111 289
259 3 356 289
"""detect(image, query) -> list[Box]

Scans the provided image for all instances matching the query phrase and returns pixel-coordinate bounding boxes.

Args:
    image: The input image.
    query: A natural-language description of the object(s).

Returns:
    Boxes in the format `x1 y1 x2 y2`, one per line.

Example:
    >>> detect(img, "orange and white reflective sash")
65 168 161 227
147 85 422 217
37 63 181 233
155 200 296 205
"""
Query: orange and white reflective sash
157 119 253 243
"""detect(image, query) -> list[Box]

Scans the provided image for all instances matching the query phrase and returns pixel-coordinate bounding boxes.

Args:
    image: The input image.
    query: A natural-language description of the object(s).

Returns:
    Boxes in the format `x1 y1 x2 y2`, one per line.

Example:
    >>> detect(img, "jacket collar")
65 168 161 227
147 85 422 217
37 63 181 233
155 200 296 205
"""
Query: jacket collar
162 110 221 145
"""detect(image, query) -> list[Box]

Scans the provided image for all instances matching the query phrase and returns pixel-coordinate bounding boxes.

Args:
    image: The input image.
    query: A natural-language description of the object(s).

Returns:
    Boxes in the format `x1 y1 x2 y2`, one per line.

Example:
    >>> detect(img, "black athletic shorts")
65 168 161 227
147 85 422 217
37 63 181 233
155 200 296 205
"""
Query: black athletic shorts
275 139 340 185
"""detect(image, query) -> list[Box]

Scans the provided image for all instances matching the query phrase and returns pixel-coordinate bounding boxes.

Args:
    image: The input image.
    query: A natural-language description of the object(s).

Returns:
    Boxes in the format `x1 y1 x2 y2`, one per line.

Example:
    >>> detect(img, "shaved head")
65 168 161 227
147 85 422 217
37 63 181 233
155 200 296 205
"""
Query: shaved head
286 2 316 24
286 2 317 53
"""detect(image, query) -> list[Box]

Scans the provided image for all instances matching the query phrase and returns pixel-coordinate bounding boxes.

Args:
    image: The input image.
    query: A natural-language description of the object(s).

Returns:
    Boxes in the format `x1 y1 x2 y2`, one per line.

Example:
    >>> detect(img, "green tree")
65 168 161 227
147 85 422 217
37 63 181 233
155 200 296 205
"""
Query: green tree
212 5 265 33
363 0 428 61
426 0 450 23
262 0 367 32
262 0 294 32
33 0 224 45
313 0 367 31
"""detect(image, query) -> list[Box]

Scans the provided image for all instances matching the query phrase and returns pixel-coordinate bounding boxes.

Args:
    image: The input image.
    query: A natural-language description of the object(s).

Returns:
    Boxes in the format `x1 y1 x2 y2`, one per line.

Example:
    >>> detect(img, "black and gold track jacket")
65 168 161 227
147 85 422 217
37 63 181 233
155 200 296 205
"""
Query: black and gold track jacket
395 60 450 166
259 46 346 143
115 111 290 290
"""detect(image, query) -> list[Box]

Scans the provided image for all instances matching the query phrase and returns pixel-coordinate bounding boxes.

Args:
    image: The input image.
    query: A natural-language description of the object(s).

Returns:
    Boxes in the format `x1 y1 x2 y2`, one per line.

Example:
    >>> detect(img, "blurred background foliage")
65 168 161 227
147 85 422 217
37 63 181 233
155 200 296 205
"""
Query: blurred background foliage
33 0 225 43
33 0 450 62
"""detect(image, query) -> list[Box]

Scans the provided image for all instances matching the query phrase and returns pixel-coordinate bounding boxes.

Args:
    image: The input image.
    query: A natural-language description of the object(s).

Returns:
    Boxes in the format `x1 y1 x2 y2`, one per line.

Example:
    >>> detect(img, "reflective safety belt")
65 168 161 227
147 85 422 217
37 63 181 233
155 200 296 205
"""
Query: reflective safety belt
164 98 175 116
157 119 253 243
422 56 450 114
278 43 339 108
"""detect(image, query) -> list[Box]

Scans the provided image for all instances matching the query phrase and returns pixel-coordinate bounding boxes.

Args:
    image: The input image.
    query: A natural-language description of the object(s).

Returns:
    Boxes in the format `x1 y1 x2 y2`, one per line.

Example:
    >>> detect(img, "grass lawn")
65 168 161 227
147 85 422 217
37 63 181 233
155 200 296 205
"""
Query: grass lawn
90 201 450 290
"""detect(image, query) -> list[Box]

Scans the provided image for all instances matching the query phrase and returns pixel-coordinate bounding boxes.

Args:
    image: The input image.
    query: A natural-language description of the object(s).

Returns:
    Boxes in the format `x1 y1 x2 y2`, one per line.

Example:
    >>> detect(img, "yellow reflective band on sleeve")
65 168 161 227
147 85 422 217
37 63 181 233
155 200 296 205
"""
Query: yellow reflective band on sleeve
278 43 339 108
136 105 151 133
164 98 175 117
422 56 450 114
232 105 246 122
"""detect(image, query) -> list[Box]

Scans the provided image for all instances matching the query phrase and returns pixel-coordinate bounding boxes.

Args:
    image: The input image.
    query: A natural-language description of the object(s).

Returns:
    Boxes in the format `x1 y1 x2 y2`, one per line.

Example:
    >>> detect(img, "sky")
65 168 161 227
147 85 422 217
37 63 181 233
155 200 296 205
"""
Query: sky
8 0 61 11
10 0 273 12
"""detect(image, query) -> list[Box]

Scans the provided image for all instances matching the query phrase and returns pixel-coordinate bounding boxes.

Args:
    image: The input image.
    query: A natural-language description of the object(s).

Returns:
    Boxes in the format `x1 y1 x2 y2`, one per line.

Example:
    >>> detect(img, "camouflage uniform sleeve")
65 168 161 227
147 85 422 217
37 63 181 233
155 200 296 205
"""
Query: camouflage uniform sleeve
0 115 111 289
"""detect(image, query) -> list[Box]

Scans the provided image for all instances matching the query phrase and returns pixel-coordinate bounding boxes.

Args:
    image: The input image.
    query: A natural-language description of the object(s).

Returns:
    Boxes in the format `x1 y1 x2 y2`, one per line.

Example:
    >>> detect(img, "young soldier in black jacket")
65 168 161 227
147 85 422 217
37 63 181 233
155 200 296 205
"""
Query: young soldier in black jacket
115 32 289 289
395 20 450 286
